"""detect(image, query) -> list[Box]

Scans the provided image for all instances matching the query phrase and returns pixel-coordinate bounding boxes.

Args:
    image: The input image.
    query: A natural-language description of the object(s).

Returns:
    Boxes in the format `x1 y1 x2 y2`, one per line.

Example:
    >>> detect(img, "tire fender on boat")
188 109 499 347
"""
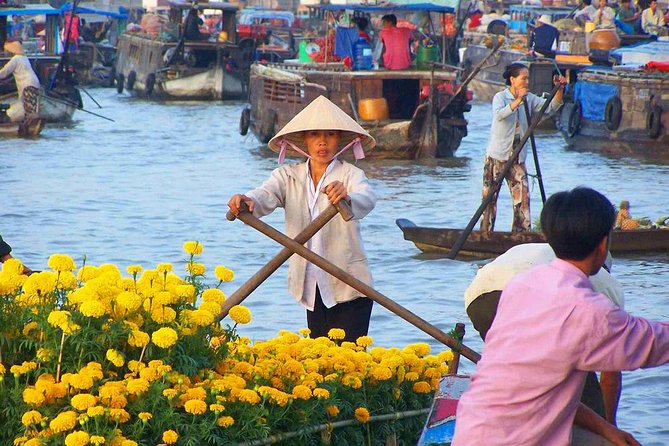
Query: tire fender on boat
239 106 251 136
145 73 156 96
604 96 622 131
126 71 137 91
566 101 582 138
116 73 124 94
260 109 277 144
646 105 662 139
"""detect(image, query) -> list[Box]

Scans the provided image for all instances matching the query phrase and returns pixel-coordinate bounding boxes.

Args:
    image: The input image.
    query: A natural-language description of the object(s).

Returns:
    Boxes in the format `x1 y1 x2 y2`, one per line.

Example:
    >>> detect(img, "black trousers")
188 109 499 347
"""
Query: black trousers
307 287 373 343
467 290 606 418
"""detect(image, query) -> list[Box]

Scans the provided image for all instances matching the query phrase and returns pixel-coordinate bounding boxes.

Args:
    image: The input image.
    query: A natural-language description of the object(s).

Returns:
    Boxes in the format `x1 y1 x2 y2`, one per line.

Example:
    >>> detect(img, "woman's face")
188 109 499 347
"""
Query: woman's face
303 130 341 165
510 68 530 90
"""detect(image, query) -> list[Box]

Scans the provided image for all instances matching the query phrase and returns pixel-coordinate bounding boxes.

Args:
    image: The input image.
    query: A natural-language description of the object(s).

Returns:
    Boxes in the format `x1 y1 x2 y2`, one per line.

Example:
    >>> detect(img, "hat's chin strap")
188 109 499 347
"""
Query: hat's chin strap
278 137 365 164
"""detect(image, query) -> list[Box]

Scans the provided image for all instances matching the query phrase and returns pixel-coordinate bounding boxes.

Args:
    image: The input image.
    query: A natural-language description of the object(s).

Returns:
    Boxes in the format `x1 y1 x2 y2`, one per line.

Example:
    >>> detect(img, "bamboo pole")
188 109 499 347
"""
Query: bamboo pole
237 408 431 446
446 82 563 260
230 209 481 363
523 99 547 204
216 201 353 322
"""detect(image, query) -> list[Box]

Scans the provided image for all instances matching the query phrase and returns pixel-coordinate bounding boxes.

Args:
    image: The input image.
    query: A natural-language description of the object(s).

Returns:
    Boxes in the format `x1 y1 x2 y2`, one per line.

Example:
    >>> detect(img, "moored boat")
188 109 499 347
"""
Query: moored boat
396 219 669 258
114 0 250 100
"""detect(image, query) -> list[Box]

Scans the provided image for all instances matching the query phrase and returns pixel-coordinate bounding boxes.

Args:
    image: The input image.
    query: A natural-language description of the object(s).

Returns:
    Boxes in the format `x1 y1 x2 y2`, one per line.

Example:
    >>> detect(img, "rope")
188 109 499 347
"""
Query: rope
235 408 431 446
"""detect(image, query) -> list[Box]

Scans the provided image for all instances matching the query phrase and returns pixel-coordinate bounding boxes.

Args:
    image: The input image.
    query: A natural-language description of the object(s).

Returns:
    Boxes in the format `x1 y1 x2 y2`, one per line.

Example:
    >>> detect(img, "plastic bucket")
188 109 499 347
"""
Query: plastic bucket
358 98 389 121
417 45 440 70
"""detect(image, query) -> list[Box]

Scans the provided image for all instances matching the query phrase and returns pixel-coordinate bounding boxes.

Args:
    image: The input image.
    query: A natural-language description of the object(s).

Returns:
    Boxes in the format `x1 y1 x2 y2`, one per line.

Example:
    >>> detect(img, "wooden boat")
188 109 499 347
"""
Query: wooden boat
417 374 470 446
396 219 669 258
557 58 669 155
241 3 473 160
0 103 44 137
0 4 80 123
114 0 250 100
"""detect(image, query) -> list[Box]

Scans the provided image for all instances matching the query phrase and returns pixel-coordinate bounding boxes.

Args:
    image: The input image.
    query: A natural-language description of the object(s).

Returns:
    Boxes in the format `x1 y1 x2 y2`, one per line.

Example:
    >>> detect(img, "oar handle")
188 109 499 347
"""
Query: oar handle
226 199 354 222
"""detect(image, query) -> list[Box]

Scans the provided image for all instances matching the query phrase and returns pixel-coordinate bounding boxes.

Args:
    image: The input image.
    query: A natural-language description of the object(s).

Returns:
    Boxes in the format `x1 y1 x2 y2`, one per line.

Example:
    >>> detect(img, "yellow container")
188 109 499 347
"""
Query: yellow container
584 21 595 33
358 98 389 121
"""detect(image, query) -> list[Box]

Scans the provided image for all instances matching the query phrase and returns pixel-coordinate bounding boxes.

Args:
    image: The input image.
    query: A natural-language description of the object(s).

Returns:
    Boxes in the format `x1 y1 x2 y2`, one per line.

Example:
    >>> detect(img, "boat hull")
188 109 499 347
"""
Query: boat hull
396 219 669 258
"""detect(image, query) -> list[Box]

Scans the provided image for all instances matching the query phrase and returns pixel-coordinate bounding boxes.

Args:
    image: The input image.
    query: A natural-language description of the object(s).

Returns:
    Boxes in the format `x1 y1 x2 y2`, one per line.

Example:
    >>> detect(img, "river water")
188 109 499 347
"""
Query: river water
2 88 668 444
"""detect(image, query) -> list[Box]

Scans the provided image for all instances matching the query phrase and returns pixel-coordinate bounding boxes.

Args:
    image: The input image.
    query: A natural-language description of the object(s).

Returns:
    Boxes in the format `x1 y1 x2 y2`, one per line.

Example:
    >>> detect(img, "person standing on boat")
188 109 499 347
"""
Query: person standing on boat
529 15 560 58
0 41 40 123
227 95 377 343
464 243 624 428
641 0 667 35
480 62 565 233
379 14 412 70
453 186 669 446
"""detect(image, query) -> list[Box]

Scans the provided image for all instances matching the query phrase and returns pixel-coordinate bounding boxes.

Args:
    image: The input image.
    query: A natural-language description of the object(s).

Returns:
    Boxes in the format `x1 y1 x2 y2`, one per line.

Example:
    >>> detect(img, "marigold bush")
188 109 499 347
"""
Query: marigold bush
0 243 453 445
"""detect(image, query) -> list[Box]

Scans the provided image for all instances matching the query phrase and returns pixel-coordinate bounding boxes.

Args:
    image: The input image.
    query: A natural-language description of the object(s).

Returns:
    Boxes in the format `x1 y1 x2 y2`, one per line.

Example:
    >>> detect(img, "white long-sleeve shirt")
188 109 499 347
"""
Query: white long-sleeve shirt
641 7 665 34
0 55 40 97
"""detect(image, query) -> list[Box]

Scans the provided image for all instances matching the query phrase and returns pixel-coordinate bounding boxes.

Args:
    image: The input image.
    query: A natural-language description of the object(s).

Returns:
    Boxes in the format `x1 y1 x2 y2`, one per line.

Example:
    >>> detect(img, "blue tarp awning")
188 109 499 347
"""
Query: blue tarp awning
0 4 62 16
309 3 455 14
60 3 129 19
574 79 618 122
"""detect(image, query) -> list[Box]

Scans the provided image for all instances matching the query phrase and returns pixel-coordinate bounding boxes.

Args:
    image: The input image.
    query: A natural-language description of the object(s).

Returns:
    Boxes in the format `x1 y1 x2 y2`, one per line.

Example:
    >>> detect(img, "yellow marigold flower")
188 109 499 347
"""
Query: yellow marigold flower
412 381 432 394
236 389 260 405
313 388 330 399
48 254 77 272
108 408 130 423
407 343 431 357
22 321 38 336
151 306 177 324
190 309 214 327
23 388 45 407
71 394 97 411
342 374 362 389
65 431 90 446
90 436 105 445
210 403 225 413
77 265 99 282
36 348 52 362
229 305 251 325
21 410 43 426
138 412 152 422
327 328 346 340
80 300 107 318
25 439 43 446
356 335 373 348
202 288 225 304
162 430 179 444
116 292 142 312
214 265 234 282
355 407 370 423
2 257 24 274
199 301 221 316
128 330 150 348
292 385 312 400
186 262 206 276
163 388 178 399
299 328 311 337
126 378 150 395
156 263 173 274
326 405 339 418
371 366 393 381
183 241 204 255
57 271 78 290
47 310 71 328
121 441 137 446
50 410 78 433
87 406 105 417
105 349 125 368
405 372 420 382
152 327 178 349
184 399 207 415
216 416 235 428
126 265 143 276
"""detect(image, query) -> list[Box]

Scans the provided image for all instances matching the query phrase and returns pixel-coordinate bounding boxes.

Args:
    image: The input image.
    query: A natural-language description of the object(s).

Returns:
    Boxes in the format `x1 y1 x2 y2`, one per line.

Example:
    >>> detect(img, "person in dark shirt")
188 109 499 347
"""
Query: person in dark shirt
529 14 560 58
616 0 641 33
183 7 206 40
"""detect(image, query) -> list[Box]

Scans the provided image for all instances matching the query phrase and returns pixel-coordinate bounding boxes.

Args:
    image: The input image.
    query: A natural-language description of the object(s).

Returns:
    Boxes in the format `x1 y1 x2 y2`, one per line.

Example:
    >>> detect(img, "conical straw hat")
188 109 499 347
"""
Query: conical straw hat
4 41 25 56
268 95 376 156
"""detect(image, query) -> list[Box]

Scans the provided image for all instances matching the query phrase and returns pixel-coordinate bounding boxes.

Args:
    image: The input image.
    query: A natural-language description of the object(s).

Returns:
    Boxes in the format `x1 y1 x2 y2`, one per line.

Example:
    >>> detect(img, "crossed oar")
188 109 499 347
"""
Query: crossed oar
216 200 480 364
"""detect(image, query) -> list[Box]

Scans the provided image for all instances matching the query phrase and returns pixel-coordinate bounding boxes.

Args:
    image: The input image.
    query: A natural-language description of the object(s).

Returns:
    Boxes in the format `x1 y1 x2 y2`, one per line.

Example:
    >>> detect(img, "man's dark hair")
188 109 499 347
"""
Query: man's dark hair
502 62 528 85
540 187 616 261
382 14 397 25
583 0 592 5
354 16 369 31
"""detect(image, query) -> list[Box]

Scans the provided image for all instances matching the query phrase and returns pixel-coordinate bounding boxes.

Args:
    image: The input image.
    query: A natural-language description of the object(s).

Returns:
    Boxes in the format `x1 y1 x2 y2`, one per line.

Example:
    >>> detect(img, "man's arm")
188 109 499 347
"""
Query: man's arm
600 371 622 425
574 403 640 445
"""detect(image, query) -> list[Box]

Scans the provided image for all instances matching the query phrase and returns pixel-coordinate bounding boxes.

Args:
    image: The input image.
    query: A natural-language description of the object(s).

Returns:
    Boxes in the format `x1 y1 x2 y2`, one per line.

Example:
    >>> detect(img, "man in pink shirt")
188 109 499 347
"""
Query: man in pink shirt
379 14 412 70
453 187 669 446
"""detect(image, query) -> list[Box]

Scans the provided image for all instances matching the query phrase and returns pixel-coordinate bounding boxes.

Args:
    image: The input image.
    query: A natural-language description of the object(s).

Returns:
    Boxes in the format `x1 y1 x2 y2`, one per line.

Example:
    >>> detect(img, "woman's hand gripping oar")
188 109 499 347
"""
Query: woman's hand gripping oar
446 81 564 260
226 204 481 364
216 199 354 322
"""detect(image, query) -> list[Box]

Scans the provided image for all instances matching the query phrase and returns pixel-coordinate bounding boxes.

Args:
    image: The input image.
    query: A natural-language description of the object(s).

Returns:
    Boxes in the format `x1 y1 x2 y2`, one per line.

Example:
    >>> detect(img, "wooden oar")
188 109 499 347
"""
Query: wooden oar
446 82 563 260
37 92 115 122
216 200 353 321
523 99 547 204
229 206 481 364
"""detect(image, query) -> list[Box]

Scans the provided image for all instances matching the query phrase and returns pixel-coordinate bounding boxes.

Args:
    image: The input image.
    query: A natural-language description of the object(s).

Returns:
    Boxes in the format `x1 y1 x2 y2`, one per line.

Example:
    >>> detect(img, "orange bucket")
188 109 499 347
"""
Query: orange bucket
358 98 389 121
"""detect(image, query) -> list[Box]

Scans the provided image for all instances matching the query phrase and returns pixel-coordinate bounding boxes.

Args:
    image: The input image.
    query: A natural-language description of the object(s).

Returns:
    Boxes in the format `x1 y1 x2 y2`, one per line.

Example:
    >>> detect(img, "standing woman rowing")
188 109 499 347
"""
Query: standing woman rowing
480 62 565 233
228 96 377 342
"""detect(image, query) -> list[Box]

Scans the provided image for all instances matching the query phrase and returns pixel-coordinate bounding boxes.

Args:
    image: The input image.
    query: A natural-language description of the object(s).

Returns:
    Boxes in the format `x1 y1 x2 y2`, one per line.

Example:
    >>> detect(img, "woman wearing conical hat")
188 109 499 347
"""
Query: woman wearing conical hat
0 41 40 123
228 96 377 342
